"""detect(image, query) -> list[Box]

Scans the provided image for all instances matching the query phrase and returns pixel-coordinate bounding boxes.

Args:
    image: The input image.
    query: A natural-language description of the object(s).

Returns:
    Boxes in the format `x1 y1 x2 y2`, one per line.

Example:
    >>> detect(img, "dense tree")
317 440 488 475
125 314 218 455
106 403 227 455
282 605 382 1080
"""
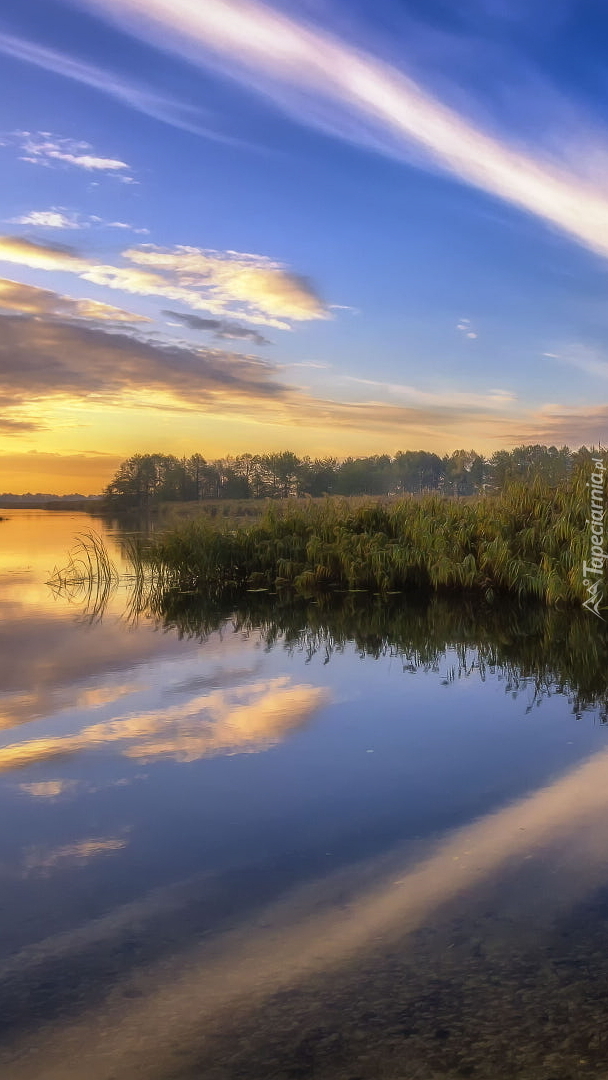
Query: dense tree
298 456 339 496
103 444 597 508
185 454 207 500
393 451 444 493
333 455 393 496
257 452 302 498
442 450 487 496
104 453 184 508
489 444 572 492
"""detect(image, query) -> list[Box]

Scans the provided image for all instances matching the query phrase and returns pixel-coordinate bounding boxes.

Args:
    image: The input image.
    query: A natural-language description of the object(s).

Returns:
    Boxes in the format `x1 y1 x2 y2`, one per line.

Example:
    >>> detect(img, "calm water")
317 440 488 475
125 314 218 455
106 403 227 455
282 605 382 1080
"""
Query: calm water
1 510 608 1079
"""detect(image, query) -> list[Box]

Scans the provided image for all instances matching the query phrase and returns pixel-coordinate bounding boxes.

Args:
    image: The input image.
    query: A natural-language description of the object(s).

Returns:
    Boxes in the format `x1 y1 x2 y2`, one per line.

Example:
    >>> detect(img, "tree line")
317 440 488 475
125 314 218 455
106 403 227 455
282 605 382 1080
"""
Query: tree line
102 444 600 508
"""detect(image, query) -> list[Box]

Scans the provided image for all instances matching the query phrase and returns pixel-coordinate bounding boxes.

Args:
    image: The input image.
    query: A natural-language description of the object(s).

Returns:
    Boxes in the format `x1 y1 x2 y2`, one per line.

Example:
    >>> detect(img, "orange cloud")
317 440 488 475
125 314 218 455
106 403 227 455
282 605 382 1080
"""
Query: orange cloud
18 781 78 798
0 301 603 467
0 277 150 322
0 235 327 328
0 678 331 770
0 312 288 429
0 235 87 271
125 245 328 326
20 836 128 875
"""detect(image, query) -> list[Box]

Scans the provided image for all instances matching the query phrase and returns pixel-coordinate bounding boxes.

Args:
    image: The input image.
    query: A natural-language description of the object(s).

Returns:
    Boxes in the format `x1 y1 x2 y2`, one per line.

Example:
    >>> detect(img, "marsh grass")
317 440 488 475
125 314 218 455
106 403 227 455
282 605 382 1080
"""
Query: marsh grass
47 532 608 717
156 495 400 528
160 499 270 526
46 531 121 620
46 528 183 623
137 475 600 609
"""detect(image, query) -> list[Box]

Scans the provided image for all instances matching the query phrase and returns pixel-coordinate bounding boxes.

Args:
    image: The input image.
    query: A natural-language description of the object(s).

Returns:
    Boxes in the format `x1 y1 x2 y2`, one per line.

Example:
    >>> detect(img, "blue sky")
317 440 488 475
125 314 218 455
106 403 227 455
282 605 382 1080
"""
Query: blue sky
1 0 608 490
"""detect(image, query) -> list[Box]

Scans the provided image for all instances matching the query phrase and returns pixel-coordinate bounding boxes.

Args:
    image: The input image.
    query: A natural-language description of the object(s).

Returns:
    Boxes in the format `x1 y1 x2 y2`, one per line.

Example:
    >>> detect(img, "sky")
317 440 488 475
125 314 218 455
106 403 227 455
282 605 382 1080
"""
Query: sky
1 0 608 492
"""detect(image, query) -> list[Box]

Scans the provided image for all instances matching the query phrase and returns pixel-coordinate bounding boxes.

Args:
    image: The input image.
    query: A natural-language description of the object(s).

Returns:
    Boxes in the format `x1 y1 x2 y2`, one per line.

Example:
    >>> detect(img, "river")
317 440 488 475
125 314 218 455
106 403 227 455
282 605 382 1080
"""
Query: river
1 509 608 1079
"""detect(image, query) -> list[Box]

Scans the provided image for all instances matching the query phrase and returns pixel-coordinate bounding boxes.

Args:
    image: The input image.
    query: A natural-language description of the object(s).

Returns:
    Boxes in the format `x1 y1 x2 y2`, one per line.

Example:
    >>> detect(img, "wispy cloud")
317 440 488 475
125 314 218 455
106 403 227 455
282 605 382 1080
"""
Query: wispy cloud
0 294 521 443
507 401 608 446
19 781 79 799
7 208 149 234
0 31 211 138
0 301 552 452
8 209 82 230
5 131 135 180
342 375 510 410
0 235 328 329
21 836 128 875
80 0 608 259
0 234 604 448
456 317 478 339
104 220 150 234
0 414 40 435
543 344 608 380
285 361 331 370
0 235 92 272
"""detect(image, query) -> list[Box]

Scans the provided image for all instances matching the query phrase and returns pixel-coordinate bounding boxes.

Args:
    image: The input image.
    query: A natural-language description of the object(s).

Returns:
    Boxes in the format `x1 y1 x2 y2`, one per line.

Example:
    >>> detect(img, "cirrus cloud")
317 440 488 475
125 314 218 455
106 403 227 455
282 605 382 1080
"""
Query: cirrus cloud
456 317 478 339
0 300 593 452
78 0 608 261
0 31 211 138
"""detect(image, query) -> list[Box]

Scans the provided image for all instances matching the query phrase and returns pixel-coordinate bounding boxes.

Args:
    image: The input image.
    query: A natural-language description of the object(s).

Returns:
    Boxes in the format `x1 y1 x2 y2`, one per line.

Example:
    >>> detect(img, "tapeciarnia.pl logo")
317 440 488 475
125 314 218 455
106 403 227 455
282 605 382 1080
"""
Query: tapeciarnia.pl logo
582 455 606 619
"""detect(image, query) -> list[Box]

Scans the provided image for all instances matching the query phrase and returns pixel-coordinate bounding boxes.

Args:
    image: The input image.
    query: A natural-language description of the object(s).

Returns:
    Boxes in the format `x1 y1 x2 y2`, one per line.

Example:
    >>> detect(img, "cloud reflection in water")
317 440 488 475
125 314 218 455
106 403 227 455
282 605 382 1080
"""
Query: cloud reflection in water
0 677 331 771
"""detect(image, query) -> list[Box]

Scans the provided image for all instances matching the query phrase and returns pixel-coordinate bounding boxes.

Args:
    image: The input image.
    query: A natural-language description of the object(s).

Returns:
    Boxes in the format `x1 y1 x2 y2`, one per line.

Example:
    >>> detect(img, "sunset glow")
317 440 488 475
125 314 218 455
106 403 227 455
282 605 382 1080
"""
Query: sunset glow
1 1 608 491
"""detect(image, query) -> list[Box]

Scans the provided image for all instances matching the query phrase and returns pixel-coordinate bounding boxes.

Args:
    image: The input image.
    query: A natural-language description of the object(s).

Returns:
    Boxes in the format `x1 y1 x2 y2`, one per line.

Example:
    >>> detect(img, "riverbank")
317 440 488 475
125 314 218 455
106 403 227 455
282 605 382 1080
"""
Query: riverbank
0 500 102 512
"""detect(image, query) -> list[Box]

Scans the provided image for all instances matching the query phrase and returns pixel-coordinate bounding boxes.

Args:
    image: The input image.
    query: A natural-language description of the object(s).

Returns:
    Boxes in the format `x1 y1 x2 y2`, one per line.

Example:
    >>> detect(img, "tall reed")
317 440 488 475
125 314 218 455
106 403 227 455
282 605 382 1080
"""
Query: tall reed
46 531 120 620
135 475 599 609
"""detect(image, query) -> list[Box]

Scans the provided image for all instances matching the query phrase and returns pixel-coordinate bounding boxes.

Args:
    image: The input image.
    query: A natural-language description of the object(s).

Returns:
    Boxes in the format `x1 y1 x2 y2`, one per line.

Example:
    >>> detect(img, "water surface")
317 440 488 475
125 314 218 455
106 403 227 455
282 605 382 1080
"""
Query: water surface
1 510 608 1079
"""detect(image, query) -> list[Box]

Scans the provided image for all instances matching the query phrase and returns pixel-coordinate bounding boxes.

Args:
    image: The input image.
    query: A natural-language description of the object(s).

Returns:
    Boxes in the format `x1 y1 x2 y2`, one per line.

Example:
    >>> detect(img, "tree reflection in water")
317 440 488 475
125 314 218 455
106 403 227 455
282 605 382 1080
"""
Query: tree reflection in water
51 541 608 724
